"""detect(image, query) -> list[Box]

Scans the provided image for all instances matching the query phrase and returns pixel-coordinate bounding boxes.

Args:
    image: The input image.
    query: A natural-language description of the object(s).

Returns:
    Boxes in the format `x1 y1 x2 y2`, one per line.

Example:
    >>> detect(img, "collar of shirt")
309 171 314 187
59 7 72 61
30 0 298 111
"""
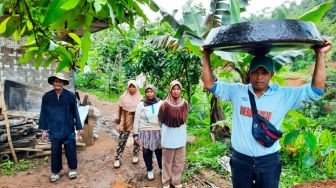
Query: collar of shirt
248 83 279 97
52 89 65 98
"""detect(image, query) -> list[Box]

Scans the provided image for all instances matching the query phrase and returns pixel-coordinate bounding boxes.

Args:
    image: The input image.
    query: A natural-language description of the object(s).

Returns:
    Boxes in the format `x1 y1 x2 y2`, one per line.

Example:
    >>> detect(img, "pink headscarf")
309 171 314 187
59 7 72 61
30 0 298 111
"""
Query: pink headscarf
165 80 184 106
118 80 143 112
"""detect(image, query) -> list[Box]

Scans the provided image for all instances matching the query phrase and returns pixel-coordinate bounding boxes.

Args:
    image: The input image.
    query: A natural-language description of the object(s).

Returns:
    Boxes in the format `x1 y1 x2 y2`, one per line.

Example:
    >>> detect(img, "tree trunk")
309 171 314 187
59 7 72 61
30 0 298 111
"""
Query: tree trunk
210 94 231 142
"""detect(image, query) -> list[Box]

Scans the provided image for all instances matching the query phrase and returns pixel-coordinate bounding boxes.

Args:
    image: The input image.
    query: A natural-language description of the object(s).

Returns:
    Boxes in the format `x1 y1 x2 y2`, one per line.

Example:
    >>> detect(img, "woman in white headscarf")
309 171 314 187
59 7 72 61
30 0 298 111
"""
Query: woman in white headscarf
114 80 143 168
158 80 189 188
133 84 163 180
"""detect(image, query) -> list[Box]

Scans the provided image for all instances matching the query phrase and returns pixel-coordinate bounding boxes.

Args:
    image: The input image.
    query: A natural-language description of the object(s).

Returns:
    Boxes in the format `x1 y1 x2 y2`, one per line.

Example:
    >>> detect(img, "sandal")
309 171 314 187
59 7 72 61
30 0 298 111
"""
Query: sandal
50 173 60 182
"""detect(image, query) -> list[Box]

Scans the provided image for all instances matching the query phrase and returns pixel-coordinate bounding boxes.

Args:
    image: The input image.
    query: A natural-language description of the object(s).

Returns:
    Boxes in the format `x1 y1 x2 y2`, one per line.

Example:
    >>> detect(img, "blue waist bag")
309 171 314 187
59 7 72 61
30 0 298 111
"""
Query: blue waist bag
248 90 283 147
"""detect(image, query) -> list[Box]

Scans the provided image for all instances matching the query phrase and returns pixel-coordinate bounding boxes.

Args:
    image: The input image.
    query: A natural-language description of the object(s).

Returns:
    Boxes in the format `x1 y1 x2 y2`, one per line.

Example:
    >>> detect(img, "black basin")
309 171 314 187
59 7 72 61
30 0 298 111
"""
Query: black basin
203 19 323 55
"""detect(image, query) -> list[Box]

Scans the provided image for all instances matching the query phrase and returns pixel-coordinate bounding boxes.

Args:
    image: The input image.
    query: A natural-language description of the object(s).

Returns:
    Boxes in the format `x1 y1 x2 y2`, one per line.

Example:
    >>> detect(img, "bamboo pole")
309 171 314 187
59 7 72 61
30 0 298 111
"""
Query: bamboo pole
0 148 43 153
0 91 18 164
15 148 43 152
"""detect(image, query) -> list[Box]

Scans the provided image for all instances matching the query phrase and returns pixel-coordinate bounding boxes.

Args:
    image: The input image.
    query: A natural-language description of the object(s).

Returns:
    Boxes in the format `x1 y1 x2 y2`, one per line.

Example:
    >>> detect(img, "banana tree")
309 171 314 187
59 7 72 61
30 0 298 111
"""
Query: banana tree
148 0 333 140
147 0 250 139
151 0 333 81
0 0 159 71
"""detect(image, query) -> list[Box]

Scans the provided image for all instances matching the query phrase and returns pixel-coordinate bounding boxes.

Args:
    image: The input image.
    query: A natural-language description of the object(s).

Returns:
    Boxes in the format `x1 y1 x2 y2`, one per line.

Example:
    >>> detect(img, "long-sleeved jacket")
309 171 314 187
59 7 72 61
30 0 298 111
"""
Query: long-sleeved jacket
132 100 163 135
38 89 82 139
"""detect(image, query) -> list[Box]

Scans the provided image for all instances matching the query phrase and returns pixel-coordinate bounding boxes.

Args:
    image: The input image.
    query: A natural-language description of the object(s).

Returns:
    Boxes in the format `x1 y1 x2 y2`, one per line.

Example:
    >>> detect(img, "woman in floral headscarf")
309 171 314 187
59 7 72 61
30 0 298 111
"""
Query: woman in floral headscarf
114 80 143 168
133 84 163 180
158 80 189 188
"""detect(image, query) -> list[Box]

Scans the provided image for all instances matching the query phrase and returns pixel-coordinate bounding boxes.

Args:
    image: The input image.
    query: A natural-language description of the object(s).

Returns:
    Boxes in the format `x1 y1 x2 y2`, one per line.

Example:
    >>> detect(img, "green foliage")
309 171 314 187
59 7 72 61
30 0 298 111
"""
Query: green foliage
184 127 229 180
75 71 104 90
317 111 336 132
0 0 156 71
280 163 333 187
298 1 333 23
299 69 336 120
76 27 135 95
0 160 35 176
183 86 231 181
187 86 211 126
289 59 312 72
280 110 336 179
209 0 249 26
130 43 201 102
81 88 119 102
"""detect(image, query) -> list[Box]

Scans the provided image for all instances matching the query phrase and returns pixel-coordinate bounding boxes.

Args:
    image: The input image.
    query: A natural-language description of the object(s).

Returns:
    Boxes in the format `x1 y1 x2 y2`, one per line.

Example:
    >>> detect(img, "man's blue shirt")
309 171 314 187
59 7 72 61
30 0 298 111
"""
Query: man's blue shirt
211 83 322 157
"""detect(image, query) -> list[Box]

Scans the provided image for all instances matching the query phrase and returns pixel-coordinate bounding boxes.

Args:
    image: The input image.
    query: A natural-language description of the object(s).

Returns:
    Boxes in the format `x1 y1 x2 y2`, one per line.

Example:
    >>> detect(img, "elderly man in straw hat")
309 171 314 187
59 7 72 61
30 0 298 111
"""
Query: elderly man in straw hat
39 72 84 182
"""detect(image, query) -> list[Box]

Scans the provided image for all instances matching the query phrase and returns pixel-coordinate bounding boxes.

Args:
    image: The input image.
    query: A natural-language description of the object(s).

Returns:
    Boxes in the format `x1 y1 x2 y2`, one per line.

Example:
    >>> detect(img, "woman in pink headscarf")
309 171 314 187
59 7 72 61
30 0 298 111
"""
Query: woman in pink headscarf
114 80 143 168
158 80 189 188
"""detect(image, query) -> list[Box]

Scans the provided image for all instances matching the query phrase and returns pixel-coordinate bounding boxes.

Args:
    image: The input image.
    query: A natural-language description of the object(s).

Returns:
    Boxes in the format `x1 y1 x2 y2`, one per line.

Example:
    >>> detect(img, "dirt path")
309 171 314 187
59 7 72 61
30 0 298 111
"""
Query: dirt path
0 91 230 188
1 89 336 188
0 91 164 188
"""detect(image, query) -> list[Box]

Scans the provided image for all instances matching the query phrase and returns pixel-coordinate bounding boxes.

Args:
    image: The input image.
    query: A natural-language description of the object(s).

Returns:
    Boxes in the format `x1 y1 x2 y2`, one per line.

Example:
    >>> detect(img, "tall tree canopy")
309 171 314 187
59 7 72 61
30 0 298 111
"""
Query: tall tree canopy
0 0 158 71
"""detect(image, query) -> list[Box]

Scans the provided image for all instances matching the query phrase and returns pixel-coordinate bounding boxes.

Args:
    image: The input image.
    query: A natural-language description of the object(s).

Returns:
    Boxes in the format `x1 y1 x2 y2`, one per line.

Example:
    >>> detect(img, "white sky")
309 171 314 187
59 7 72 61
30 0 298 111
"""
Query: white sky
142 0 302 21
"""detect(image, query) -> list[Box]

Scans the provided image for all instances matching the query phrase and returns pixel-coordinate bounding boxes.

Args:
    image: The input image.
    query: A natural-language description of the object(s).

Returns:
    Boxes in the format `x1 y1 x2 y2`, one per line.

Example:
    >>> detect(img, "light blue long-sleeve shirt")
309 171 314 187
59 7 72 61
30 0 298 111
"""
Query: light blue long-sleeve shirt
211 83 322 157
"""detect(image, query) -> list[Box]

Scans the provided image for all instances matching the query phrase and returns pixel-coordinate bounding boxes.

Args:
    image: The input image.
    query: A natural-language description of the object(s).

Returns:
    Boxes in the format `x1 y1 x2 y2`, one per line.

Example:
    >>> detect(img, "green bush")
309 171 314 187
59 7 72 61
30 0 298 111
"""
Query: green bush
290 59 312 72
184 127 229 181
0 160 36 176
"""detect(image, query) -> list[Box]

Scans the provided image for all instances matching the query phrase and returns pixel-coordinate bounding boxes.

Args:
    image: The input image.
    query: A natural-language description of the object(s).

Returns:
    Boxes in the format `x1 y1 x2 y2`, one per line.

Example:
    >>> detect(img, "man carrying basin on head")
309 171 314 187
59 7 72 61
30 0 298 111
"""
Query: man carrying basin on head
200 38 332 188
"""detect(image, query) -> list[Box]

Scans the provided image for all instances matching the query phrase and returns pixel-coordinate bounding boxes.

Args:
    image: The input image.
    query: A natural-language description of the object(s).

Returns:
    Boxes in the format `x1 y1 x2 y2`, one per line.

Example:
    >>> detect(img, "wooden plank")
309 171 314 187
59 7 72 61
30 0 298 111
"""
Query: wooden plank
35 150 51 157
0 91 18 164
82 108 94 146
35 142 86 150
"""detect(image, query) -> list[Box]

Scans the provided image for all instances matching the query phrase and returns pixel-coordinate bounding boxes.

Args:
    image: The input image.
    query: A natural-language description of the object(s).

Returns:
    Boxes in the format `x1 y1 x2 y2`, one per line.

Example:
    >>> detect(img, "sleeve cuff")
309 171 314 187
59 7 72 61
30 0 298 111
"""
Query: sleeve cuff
210 83 217 93
311 85 324 96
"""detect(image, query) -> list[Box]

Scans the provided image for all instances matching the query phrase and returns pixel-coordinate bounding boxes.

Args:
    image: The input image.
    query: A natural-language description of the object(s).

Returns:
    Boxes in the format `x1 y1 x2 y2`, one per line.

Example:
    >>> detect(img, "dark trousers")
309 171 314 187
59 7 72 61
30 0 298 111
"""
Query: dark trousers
230 149 281 188
143 148 162 171
51 137 77 174
115 131 140 160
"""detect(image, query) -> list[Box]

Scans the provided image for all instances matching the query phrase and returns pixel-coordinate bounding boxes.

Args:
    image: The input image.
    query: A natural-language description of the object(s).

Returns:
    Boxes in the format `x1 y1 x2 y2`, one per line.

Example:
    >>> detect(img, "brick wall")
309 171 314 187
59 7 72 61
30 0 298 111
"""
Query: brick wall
0 37 58 89
0 37 75 114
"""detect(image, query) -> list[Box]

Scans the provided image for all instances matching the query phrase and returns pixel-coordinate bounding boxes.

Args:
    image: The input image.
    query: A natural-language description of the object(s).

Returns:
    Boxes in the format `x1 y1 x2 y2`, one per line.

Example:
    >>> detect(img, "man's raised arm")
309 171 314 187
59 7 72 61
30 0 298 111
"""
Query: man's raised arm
312 38 333 90
201 47 215 91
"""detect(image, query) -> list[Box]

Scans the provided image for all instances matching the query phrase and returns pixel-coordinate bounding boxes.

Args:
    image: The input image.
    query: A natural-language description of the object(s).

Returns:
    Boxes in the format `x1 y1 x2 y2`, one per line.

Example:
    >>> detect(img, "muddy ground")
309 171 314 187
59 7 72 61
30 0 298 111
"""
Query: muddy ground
0 91 230 188
0 90 335 188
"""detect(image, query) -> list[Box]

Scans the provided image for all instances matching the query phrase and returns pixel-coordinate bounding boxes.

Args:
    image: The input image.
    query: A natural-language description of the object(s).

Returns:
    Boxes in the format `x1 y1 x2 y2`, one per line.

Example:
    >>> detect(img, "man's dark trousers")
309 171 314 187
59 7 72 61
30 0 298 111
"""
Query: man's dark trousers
51 136 77 174
230 149 281 188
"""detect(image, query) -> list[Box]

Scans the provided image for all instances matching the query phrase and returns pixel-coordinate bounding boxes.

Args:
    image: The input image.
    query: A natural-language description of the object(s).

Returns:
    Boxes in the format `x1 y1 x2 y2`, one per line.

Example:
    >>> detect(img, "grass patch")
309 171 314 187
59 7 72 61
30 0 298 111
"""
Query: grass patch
79 89 119 103
280 163 334 188
0 158 46 176
184 126 230 181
